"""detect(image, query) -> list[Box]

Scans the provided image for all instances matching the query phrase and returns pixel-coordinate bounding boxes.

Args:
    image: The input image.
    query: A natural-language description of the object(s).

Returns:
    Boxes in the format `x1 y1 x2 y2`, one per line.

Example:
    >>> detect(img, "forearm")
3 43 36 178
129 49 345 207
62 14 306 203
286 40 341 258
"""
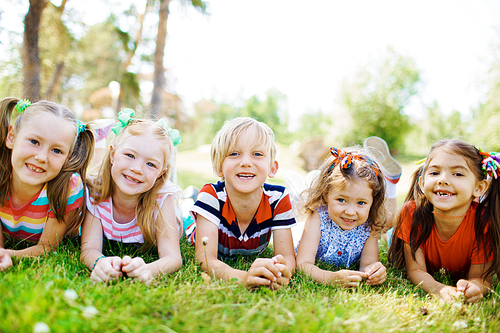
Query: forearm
146 255 182 277
297 262 336 284
408 269 447 295
7 243 58 258
80 247 105 270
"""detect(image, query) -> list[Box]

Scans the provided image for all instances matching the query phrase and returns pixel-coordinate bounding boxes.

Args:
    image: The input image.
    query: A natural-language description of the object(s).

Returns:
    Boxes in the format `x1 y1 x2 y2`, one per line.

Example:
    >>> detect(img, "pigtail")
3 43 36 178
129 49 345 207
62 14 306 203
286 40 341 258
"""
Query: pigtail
388 165 435 267
0 98 18 206
47 123 95 233
476 176 500 278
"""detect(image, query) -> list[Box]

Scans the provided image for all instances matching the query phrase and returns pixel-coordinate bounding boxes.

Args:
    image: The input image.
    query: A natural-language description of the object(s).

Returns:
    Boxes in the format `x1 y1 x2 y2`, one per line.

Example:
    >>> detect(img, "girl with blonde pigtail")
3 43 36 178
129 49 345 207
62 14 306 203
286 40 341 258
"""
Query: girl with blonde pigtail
81 109 183 285
388 139 500 303
0 97 95 270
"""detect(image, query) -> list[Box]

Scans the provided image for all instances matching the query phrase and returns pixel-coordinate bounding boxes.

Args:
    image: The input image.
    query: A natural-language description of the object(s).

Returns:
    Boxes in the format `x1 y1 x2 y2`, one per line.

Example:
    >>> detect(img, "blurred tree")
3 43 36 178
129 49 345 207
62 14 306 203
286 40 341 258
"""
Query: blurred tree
22 0 49 101
292 110 333 142
340 48 420 153
150 0 206 119
241 89 291 144
473 43 500 151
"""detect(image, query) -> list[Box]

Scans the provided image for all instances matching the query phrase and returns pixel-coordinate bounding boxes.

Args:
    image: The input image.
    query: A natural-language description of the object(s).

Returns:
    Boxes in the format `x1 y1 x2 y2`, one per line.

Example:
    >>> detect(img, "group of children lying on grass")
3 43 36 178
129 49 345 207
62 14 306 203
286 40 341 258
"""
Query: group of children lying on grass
1 97 499 304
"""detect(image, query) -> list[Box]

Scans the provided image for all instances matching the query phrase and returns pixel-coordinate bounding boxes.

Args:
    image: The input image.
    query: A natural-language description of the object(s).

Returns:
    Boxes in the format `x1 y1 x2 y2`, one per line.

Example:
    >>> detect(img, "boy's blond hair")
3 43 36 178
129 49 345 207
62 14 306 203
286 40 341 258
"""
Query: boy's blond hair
211 117 277 176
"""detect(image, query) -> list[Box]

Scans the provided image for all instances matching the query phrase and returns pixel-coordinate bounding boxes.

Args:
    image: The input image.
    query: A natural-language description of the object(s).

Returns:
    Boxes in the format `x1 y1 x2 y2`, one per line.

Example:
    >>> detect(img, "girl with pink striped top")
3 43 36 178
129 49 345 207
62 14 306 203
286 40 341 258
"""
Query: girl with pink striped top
81 110 182 285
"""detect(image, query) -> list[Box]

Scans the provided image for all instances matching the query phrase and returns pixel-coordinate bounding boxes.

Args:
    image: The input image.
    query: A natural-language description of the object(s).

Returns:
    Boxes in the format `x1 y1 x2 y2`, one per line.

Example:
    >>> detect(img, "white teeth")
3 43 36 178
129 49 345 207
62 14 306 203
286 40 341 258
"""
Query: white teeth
238 174 254 178
125 175 140 183
437 192 452 197
27 164 44 173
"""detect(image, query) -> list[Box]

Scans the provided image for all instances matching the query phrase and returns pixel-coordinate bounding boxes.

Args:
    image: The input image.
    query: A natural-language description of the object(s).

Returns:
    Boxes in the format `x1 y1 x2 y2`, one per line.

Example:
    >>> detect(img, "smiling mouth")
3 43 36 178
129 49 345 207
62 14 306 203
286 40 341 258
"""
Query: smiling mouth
237 174 255 179
124 175 141 183
27 164 44 173
436 191 454 197
342 218 356 223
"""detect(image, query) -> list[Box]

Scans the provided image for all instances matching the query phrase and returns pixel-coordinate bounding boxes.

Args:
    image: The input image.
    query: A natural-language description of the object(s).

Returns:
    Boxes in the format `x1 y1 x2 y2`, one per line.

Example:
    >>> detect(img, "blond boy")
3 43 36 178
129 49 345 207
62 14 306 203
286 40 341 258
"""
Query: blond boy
187 117 296 288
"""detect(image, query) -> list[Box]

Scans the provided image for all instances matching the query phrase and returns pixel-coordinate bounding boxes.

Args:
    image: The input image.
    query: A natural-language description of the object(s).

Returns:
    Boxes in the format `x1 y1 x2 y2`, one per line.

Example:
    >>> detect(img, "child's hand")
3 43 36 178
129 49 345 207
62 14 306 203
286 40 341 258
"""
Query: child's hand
91 256 123 283
270 255 292 289
332 269 368 287
438 285 461 302
363 262 386 285
243 258 283 288
0 248 12 271
121 255 153 286
457 279 483 303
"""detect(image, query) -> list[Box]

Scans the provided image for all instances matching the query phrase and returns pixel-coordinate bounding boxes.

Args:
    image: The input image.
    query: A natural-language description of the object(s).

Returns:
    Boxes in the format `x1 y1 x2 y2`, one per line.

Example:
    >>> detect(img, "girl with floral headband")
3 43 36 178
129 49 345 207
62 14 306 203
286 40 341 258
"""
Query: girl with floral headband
388 139 500 303
81 109 183 285
0 97 94 270
296 147 388 286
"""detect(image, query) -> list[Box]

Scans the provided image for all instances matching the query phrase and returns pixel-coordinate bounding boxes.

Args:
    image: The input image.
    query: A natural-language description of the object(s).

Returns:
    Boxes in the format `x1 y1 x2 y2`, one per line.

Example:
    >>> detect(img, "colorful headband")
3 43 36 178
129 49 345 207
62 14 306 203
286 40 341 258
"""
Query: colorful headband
478 148 500 179
156 119 181 147
76 119 86 135
329 147 380 177
15 99 31 114
111 108 135 135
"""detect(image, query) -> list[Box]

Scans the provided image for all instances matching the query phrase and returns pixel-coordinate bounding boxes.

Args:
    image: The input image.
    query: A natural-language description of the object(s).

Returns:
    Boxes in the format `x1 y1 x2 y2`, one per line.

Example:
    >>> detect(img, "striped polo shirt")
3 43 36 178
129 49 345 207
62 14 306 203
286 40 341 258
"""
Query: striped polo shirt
190 181 296 258
86 181 181 244
0 173 84 243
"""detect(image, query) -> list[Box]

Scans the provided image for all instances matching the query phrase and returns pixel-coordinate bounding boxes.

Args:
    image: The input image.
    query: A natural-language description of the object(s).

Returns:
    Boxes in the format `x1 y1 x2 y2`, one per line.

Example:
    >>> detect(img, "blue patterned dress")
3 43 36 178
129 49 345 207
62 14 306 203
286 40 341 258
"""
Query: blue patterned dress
315 206 371 267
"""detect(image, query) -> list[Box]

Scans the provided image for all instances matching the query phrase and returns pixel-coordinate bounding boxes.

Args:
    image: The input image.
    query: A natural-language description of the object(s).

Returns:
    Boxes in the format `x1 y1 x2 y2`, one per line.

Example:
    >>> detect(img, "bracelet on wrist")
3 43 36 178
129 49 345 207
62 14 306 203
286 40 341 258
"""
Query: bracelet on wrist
92 255 106 271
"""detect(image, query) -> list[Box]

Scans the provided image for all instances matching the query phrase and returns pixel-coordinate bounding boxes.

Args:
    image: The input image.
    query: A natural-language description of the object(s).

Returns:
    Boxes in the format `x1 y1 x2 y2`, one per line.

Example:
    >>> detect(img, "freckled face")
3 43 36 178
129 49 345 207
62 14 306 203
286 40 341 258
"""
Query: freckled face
110 132 166 199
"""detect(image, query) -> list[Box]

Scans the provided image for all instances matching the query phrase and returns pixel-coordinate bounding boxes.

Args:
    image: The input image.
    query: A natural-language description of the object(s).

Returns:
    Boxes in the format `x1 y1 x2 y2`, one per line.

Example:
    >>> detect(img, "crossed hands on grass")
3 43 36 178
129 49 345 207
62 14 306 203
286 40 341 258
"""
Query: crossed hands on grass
243 255 292 290
91 255 153 285
332 261 387 287
439 280 484 303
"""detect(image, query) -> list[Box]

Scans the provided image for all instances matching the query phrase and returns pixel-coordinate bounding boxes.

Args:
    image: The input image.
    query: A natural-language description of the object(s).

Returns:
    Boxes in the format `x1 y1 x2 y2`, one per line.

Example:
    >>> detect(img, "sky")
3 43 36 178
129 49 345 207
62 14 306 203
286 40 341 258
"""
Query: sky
2 0 500 124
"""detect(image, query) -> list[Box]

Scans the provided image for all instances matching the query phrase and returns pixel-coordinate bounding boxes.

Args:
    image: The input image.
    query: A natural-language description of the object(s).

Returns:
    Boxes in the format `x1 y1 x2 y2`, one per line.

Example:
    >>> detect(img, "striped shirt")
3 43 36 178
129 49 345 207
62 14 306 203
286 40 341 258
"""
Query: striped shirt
1 173 84 243
86 181 181 244
189 181 296 258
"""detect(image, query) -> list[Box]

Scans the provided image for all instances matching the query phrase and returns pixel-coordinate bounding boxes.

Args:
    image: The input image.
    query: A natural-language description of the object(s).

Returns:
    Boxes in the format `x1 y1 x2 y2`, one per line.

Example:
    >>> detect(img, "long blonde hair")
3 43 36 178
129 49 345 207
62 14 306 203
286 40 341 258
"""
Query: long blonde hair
87 119 175 248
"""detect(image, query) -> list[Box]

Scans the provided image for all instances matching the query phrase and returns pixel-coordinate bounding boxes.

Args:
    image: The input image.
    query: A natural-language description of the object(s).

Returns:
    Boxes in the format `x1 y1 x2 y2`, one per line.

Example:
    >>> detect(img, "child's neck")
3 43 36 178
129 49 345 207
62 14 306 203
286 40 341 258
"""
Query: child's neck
9 178 43 208
226 188 262 231
112 192 139 224
433 212 467 242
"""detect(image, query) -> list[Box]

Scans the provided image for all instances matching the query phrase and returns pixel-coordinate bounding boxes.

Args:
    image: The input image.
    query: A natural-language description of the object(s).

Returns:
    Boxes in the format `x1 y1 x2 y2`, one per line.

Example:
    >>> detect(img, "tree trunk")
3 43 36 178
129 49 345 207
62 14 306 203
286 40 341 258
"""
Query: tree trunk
44 61 65 100
22 0 48 102
150 0 170 119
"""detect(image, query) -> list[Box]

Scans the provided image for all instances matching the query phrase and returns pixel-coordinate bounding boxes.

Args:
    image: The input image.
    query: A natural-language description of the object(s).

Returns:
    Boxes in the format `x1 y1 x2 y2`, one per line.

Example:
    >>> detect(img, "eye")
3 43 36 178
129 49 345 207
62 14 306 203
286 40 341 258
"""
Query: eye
337 198 345 203
29 139 39 146
253 152 264 157
454 172 464 177
358 201 367 206
126 153 135 159
146 162 157 168
228 152 238 157
429 171 439 176
52 148 63 155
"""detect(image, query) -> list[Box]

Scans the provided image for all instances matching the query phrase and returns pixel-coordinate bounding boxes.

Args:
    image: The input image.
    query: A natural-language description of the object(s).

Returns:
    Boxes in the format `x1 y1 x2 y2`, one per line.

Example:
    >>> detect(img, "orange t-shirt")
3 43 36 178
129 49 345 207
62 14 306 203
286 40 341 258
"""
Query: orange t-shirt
397 201 492 279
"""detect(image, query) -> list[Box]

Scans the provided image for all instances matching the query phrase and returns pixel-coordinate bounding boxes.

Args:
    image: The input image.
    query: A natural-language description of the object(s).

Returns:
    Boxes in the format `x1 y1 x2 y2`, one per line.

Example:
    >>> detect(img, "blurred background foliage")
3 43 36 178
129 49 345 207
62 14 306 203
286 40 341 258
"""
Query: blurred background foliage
1 1 499 171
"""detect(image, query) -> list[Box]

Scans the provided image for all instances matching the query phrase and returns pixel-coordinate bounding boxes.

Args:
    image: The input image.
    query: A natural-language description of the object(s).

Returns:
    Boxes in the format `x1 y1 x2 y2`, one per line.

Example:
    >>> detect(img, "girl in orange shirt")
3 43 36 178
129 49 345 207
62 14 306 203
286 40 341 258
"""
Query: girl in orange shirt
388 139 500 303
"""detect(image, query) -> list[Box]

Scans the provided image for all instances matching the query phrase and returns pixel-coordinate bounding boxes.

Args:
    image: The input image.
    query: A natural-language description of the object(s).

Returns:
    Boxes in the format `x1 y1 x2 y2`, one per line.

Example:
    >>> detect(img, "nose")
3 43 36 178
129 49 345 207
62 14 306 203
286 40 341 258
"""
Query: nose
437 173 450 186
344 204 356 216
130 161 143 174
239 153 252 167
35 150 48 163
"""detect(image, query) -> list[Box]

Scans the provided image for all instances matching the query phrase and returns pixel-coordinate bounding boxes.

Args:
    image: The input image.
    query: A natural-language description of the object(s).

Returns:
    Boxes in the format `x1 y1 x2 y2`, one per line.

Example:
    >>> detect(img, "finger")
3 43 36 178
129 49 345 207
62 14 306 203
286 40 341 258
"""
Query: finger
249 266 278 282
251 259 281 279
245 275 273 288
271 255 286 265
456 279 469 292
121 255 132 265
111 257 123 271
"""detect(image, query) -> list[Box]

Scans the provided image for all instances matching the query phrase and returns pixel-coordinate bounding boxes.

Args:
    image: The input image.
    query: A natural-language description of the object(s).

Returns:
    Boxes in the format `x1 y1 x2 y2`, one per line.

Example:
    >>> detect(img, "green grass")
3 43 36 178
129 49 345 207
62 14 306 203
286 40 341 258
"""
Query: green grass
1 239 499 333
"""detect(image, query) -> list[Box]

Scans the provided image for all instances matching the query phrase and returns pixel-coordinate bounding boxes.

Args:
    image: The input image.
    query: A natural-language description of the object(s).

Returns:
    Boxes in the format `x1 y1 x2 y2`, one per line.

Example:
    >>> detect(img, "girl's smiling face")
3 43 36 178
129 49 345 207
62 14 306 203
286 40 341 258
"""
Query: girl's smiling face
6 112 75 194
420 148 488 216
110 132 167 199
326 179 373 231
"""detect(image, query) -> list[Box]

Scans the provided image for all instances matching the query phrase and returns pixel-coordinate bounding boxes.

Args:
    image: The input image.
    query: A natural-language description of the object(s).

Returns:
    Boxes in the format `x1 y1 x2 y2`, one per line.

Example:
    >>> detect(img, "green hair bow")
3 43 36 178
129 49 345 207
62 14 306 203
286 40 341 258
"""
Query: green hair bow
156 119 181 146
112 108 135 135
